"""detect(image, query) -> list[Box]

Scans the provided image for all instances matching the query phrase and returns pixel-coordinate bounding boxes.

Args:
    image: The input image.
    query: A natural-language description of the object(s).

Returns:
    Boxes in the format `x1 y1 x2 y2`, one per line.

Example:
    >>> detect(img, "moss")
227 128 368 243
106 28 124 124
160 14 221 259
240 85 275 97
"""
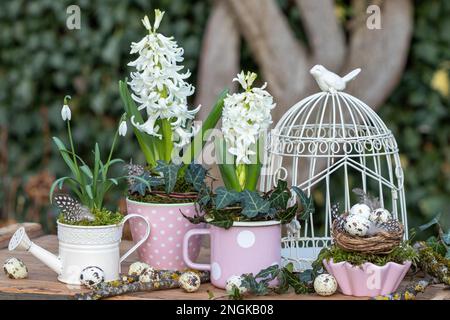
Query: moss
58 207 124 226
314 243 419 269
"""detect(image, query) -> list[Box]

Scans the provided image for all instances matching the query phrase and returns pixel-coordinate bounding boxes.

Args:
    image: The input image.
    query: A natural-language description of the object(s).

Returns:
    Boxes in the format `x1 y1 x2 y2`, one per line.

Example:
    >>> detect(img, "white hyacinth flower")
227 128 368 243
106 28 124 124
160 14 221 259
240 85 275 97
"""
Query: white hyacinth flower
222 72 276 164
118 120 128 136
128 9 200 147
61 104 71 121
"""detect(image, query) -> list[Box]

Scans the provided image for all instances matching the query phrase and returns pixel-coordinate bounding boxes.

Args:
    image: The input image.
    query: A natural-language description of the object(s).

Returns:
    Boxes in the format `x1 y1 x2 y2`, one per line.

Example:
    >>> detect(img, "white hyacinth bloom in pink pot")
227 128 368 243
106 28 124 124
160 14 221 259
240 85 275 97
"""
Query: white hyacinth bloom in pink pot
119 10 227 270
183 71 314 289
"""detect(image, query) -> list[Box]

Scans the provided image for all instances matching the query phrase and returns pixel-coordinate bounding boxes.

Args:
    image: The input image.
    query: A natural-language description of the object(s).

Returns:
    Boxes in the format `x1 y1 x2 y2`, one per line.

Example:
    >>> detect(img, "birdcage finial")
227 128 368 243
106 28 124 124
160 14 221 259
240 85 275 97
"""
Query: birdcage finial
309 65 361 93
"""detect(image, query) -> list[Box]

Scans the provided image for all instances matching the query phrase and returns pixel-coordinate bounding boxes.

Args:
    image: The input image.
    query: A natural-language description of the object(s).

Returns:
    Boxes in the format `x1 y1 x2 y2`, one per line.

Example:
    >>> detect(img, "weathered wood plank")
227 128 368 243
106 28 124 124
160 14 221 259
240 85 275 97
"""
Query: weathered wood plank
0 235 448 300
0 223 43 249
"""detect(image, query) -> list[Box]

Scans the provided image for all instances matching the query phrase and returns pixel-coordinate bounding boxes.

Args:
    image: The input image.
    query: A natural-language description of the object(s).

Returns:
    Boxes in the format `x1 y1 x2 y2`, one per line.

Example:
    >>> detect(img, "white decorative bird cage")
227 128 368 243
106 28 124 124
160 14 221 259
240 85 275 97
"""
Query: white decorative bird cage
261 67 408 271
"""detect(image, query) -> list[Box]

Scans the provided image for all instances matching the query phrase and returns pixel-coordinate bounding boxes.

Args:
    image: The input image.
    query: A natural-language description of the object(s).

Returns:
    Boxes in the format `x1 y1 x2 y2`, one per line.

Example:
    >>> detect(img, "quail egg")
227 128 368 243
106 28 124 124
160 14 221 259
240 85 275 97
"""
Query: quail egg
139 267 157 283
344 214 371 236
369 208 392 224
128 261 150 276
225 275 247 295
178 271 201 293
80 266 105 289
349 203 371 219
314 274 337 296
3 257 28 279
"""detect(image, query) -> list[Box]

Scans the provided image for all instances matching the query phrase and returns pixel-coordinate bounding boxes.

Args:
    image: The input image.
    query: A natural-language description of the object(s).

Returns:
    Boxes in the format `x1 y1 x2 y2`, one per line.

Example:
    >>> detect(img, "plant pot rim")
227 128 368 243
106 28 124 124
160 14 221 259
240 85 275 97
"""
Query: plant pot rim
57 220 122 230
324 258 412 269
126 197 196 207
224 220 281 227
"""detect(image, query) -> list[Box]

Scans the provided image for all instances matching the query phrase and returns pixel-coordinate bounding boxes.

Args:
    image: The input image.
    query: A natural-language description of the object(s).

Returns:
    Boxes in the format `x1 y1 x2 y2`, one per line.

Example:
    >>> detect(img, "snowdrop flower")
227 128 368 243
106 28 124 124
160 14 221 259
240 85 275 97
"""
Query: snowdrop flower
119 120 128 137
128 9 200 144
222 72 276 164
61 95 72 121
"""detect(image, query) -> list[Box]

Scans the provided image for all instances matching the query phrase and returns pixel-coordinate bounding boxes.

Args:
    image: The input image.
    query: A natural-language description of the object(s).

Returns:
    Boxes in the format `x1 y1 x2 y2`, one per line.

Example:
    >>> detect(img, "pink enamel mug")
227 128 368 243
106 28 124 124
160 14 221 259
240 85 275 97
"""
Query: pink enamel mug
183 221 281 288
126 198 204 271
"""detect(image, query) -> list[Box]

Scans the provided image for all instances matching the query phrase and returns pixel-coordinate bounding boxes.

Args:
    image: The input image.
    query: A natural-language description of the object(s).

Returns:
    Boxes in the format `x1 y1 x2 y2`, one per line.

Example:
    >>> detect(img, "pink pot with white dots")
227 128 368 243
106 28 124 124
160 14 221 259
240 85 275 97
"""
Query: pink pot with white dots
126 198 203 270
183 221 281 289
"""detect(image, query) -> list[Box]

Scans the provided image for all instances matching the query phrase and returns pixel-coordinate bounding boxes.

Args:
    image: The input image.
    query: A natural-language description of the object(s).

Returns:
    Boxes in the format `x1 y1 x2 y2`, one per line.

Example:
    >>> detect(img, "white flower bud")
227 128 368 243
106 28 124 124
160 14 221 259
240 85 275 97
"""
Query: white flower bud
153 9 165 31
118 120 128 136
61 104 71 121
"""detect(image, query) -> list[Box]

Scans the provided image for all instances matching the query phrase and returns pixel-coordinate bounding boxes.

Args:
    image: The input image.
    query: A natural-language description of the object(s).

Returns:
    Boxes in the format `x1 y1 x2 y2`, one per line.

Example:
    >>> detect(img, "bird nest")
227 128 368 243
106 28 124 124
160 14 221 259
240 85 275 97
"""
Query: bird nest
332 219 404 255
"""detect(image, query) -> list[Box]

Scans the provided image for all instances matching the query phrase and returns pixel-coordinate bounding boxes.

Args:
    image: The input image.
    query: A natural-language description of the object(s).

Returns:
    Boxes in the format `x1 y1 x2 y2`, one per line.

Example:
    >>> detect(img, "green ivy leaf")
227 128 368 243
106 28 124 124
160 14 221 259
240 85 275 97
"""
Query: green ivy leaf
255 265 280 280
269 180 291 209
184 163 207 192
214 187 241 209
241 190 271 218
276 204 298 224
155 160 182 194
291 186 314 220
418 213 441 231
209 218 234 229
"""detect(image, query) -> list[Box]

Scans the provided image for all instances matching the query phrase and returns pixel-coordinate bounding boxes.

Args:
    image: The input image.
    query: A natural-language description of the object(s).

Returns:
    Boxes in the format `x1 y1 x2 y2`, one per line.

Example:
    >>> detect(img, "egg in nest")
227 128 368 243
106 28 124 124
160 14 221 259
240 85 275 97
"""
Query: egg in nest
369 208 392 224
344 214 371 236
3 257 28 279
349 203 371 219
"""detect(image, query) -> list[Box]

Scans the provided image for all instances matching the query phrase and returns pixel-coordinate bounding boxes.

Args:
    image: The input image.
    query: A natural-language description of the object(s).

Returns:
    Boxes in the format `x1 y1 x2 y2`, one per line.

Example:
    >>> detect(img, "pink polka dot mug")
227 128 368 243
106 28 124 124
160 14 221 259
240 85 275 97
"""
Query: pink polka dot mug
126 198 204 271
183 221 281 289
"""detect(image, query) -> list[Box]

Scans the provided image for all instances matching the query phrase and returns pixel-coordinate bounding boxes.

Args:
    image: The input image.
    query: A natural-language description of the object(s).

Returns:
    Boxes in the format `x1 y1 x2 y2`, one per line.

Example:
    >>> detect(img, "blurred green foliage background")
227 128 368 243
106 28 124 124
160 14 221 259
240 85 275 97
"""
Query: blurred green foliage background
0 0 448 234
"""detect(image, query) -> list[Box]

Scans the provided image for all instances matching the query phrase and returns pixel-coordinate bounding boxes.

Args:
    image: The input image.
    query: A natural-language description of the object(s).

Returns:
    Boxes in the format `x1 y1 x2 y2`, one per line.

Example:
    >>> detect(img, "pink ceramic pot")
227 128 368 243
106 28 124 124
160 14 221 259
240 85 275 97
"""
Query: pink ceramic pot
183 221 281 289
126 198 203 270
323 259 411 297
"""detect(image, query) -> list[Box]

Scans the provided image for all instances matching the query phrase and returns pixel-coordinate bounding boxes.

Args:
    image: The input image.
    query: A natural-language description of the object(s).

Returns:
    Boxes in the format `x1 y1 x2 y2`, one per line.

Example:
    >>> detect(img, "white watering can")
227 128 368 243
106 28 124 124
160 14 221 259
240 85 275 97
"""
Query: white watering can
8 214 150 285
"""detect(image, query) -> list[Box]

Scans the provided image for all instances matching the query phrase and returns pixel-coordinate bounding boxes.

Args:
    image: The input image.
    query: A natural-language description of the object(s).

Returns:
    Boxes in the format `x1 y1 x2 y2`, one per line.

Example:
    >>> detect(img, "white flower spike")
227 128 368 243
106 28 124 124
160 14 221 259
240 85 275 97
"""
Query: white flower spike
128 10 199 148
61 95 72 121
222 71 275 164
119 120 128 137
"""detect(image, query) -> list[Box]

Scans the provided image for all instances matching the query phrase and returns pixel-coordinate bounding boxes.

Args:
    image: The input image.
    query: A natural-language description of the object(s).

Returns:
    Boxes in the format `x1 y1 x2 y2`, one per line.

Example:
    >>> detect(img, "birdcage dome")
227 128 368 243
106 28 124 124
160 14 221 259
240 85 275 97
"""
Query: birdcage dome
261 67 408 271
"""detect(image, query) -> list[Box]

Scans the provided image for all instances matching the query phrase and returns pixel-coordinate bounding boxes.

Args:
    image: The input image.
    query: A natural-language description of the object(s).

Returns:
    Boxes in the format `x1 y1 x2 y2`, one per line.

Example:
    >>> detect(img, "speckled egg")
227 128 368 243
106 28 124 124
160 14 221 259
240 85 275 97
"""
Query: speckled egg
369 208 392 224
349 203 371 219
80 266 104 289
128 261 150 276
139 267 157 283
314 274 337 296
3 257 28 279
344 214 371 236
179 271 201 293
225 275 247 294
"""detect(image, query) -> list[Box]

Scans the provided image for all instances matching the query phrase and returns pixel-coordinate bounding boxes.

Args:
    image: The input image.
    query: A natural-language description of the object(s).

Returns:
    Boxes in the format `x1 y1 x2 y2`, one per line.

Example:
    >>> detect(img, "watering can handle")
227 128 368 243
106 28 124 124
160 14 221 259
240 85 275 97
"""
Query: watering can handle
119 214 151 264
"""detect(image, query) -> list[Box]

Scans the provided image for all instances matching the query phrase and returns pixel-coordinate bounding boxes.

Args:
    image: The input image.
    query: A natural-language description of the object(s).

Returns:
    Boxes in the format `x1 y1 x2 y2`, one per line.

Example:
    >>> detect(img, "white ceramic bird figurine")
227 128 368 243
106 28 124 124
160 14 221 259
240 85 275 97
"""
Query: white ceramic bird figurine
310 65 361 93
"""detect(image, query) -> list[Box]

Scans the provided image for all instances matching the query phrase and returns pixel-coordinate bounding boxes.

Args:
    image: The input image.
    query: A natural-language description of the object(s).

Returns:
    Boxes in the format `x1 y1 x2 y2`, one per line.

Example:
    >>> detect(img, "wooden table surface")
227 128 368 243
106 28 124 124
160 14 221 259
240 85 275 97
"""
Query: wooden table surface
0 234 448 300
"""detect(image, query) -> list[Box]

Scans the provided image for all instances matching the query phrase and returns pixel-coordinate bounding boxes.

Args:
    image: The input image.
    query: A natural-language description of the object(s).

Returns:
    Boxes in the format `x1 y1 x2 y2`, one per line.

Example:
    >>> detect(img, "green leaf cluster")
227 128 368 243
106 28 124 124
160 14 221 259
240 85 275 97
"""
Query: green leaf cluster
128 161 210 204
183 179 314 228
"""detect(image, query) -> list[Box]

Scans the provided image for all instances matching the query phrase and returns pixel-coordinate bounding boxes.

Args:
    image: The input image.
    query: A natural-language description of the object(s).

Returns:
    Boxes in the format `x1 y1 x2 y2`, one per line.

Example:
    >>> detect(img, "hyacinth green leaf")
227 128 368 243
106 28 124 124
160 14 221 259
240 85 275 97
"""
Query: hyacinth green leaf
241 190 271 218
119 80 156 167
182 89 228 164
214 136 241 191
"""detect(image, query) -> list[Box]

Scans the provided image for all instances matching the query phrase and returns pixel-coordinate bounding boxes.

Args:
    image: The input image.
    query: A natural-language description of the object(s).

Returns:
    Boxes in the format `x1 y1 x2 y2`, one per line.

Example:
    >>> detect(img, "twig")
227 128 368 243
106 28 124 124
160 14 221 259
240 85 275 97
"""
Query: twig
372 278 432 300
75 270 210 300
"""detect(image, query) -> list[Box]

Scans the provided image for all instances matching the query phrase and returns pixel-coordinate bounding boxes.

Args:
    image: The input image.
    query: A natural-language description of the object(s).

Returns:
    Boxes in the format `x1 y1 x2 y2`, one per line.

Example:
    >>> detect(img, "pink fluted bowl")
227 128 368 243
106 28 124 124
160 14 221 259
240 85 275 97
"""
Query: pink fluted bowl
323 259 411 297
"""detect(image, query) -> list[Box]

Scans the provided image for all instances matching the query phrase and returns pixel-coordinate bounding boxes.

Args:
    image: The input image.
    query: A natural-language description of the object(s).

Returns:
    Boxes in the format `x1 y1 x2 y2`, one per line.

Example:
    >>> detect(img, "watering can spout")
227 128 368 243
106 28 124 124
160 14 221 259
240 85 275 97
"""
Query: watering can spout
8 227 62 275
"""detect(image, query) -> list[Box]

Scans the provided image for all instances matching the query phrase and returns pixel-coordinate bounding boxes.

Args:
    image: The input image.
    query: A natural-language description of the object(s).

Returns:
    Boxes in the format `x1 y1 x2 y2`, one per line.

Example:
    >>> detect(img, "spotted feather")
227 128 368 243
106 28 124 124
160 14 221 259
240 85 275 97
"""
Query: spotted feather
53 194 95 223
